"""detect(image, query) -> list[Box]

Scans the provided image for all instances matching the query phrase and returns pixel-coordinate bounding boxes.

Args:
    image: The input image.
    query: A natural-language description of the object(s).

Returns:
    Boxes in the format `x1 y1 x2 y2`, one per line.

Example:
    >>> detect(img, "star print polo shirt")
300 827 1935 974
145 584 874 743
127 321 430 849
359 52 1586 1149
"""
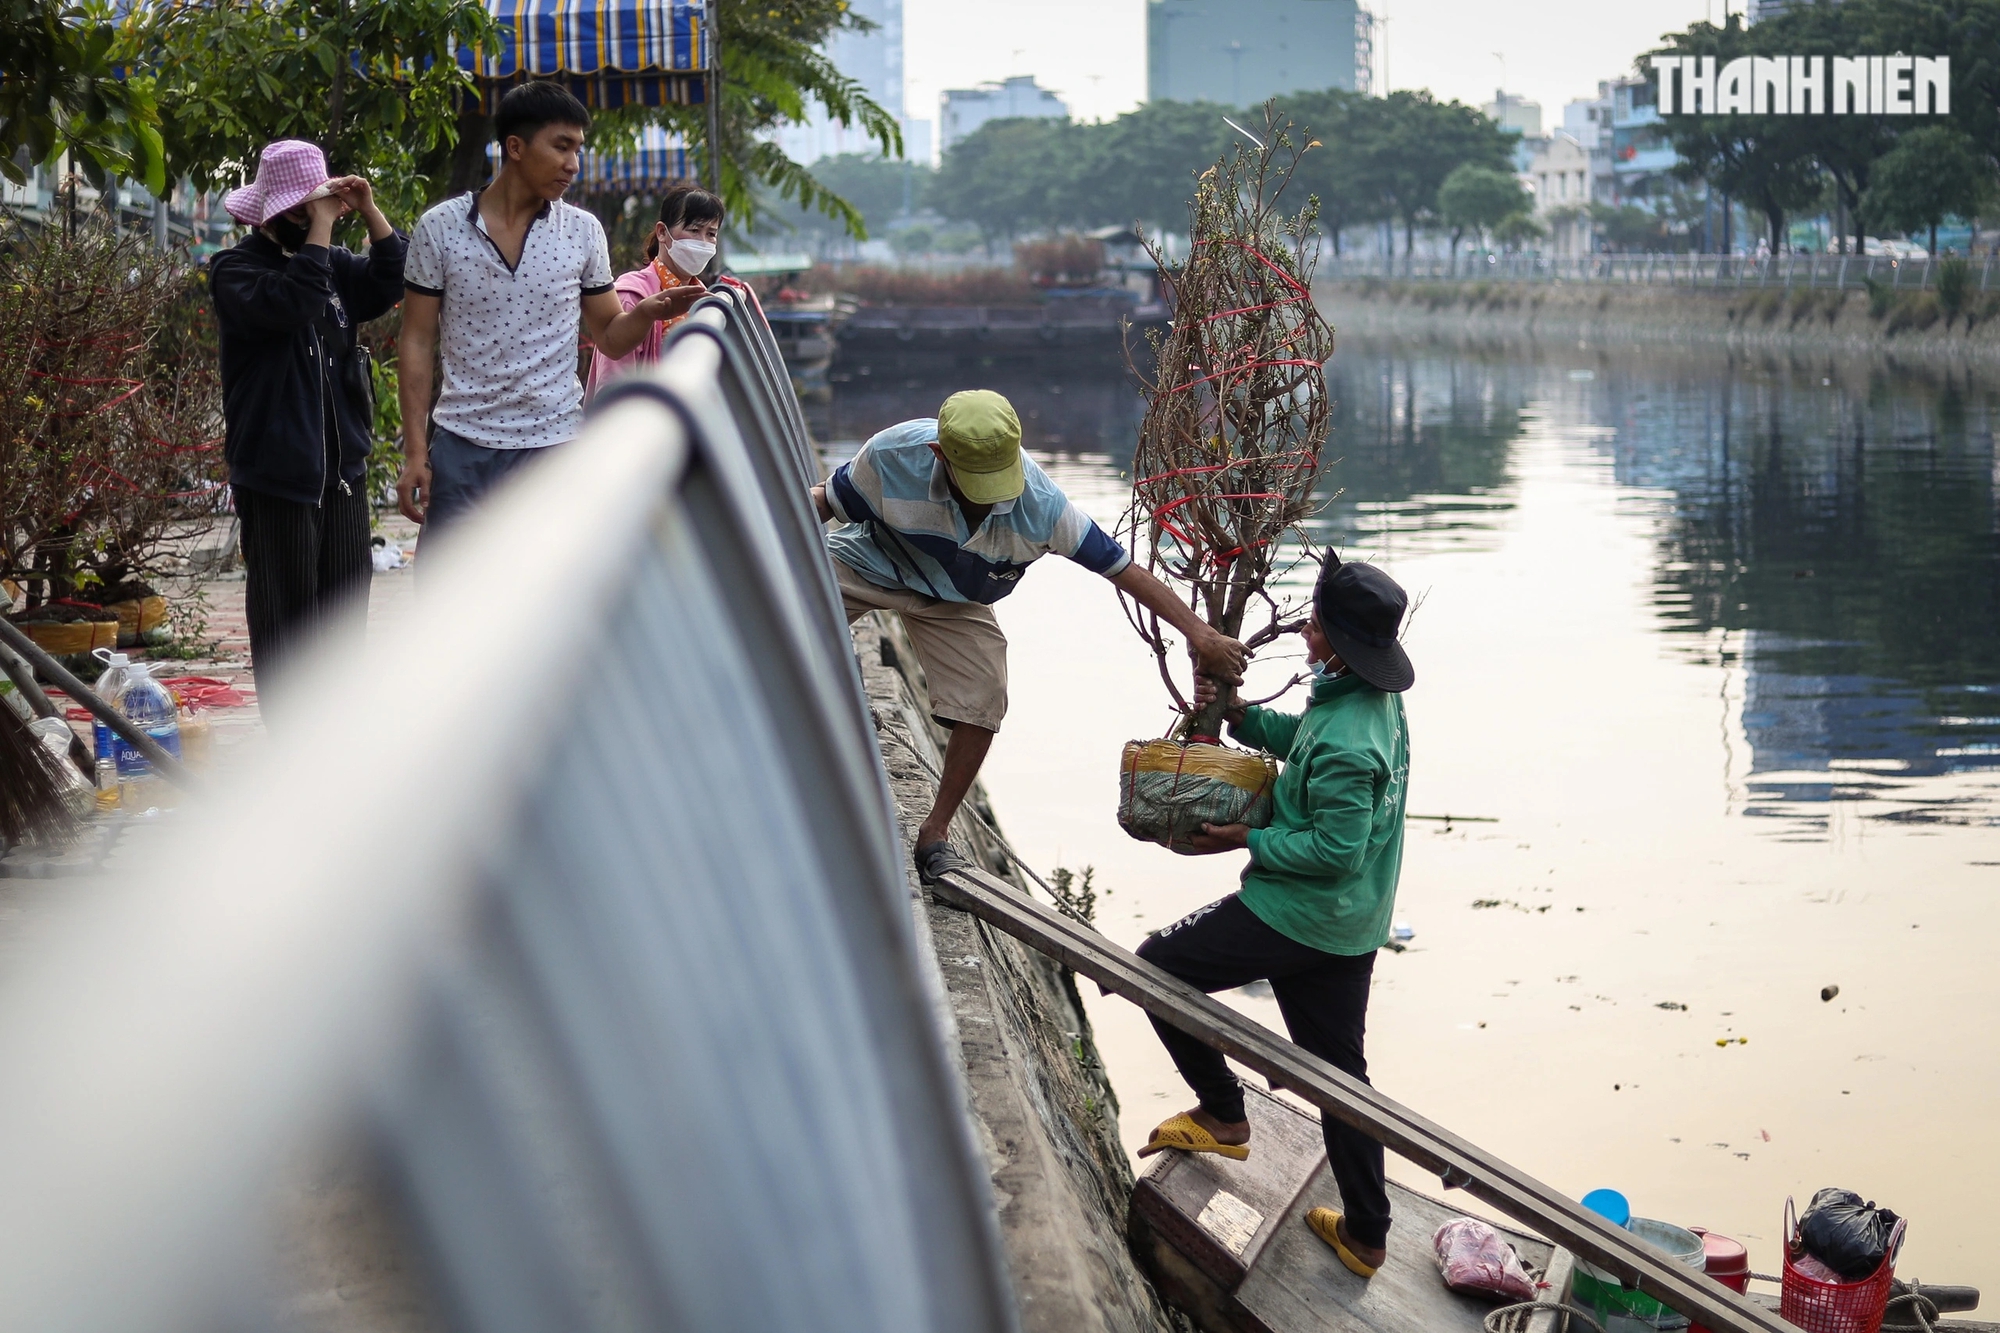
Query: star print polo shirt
406 191 614 451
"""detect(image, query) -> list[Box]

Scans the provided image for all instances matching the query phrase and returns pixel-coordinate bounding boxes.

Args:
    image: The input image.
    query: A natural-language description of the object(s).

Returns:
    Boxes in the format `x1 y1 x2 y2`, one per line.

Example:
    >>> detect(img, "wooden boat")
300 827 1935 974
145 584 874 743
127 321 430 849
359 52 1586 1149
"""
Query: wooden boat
1131 1084 1553 1333
764 298 841 392
1133 1086 1994 1333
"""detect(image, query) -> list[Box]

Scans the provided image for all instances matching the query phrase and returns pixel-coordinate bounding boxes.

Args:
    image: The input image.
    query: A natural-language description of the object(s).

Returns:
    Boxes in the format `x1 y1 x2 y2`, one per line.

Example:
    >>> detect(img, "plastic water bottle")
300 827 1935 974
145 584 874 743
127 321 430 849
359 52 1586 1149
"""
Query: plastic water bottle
91 651 132 810
112 661 181 812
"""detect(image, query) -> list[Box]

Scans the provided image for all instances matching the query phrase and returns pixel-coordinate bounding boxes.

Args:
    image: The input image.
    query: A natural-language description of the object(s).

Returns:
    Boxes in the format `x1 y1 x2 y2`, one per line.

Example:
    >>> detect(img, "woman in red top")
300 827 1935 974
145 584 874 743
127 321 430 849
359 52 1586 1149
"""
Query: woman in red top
585 184 724 397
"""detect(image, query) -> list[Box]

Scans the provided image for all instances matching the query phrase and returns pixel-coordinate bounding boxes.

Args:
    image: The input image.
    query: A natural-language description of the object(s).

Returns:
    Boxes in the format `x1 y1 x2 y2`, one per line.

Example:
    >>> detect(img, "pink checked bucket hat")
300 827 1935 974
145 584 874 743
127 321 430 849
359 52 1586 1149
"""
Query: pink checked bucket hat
223 140 336 226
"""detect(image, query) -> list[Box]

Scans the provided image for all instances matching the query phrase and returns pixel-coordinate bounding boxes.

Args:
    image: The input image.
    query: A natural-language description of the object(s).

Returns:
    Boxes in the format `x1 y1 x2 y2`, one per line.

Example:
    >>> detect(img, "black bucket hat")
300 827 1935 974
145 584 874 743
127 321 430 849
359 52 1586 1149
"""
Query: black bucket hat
1313 552 1415 693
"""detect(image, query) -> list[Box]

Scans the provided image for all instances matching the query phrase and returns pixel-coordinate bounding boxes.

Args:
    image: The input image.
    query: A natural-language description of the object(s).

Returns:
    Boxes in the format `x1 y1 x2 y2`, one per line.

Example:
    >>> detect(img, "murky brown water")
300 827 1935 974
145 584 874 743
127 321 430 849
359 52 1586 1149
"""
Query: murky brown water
815 341 2000 1294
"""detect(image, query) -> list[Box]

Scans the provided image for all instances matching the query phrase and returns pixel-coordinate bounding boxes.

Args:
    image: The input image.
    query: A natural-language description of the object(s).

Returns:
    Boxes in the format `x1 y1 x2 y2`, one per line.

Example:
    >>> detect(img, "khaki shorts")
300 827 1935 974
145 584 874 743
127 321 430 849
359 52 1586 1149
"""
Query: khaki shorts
837 560 1008 732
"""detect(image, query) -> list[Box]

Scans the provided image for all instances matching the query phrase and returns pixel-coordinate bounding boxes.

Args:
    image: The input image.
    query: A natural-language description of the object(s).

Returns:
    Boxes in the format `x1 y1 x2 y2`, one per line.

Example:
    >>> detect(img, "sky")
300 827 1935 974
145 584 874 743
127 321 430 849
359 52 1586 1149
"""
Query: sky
903 0 1720 137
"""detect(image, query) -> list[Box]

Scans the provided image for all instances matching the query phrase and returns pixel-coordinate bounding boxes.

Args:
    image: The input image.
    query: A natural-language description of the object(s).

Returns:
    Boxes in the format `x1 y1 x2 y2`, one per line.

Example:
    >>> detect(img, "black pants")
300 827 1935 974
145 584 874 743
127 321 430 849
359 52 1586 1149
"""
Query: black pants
234 482 371 702
1136 894 1392 1249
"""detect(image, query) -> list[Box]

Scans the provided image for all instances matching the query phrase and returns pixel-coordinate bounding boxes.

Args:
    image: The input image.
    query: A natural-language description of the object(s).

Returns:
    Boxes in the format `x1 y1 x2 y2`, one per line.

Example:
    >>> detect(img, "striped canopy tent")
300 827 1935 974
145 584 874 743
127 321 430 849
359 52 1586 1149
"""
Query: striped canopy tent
459 0 712 110
486 125 694 194
580 126 696 193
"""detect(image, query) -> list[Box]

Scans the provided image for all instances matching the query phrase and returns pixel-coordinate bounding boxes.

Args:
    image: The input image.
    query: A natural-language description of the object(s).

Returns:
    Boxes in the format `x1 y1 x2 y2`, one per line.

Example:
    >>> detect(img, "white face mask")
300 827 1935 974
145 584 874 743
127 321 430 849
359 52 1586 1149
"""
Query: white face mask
667 237 716 273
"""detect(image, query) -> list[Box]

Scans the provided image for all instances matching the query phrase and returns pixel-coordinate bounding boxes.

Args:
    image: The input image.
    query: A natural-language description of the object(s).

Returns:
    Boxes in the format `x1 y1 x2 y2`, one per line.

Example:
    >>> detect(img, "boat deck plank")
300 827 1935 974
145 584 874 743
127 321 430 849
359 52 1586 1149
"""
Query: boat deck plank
1132 1086 1551 1333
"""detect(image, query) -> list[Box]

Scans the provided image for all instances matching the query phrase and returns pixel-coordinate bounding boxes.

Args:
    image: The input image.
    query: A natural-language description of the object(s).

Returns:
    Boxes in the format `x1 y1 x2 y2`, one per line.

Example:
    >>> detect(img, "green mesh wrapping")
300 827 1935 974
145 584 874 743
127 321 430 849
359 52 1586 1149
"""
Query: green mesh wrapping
1118 770 1275 853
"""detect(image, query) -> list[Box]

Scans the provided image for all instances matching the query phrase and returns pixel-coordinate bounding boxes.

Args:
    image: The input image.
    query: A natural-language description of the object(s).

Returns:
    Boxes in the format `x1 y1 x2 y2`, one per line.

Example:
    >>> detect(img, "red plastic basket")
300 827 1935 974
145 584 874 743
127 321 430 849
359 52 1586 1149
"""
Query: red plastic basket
1779 1197 1906 1333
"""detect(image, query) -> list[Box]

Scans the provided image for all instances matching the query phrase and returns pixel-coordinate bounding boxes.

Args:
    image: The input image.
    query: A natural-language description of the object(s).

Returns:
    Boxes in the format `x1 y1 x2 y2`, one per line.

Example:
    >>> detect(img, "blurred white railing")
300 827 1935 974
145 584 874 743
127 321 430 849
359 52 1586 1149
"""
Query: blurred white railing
0 287 1017 1332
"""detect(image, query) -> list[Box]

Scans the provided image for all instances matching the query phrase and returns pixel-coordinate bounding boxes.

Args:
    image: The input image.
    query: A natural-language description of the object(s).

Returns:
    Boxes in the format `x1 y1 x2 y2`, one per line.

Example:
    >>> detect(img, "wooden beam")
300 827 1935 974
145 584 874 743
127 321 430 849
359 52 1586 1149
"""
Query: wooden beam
930 865 1794 1333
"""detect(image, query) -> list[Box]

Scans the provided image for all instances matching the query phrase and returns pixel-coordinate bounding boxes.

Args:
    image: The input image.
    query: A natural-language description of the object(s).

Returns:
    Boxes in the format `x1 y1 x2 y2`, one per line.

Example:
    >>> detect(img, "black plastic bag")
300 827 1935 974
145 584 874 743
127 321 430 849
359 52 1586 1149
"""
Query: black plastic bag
1798 1188 1901 1280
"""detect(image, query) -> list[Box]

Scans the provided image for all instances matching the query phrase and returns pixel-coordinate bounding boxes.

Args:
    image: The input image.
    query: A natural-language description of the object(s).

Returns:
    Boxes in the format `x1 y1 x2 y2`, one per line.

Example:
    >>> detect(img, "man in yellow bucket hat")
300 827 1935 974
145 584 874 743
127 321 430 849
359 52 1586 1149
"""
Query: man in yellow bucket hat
812 389 1250 879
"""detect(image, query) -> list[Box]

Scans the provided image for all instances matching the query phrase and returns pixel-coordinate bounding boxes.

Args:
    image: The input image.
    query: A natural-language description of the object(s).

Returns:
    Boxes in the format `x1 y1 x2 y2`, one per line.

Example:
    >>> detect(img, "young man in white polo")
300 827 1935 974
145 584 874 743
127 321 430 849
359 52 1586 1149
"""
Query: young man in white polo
396 81 706 531
811 390 1251 878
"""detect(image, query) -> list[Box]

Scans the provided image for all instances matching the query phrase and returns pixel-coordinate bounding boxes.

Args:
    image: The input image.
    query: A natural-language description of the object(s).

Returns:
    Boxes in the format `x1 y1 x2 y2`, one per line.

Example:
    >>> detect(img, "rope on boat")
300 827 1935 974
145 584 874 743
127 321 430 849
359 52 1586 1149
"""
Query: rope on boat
1482 1300 1607 1333
1884 1290 1942 1333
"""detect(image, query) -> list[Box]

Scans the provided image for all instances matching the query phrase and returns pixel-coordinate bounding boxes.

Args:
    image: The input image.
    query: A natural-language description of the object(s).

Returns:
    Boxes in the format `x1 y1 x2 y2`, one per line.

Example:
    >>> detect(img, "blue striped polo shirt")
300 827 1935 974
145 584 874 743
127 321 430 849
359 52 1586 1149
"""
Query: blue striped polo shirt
825 419 1130 604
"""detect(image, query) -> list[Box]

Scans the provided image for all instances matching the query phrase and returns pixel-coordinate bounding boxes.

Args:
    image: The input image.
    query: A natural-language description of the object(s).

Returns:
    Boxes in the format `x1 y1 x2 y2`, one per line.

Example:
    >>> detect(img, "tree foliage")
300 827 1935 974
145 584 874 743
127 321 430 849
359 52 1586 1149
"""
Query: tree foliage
1360 90 1517 253
0 0 165 193
1270 89 1380 253
1437 163 1532 259
1648 0 2000 253
751 151 931 245
1863 125 1996 253
929 90 1511 252
138 0 494 222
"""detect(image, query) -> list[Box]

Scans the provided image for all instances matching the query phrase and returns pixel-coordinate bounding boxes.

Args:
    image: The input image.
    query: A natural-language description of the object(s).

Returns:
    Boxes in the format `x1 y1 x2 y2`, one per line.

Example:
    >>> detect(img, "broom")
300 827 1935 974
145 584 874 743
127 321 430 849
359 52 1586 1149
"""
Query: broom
0 703 79 848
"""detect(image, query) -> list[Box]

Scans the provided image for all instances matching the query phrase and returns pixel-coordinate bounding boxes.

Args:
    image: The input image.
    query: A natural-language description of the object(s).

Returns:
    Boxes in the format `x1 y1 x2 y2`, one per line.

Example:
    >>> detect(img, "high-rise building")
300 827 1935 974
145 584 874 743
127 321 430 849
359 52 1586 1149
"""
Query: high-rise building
1748 0 1816 20
771 0 933 166
1147 0 1372 106
938 76 1069 154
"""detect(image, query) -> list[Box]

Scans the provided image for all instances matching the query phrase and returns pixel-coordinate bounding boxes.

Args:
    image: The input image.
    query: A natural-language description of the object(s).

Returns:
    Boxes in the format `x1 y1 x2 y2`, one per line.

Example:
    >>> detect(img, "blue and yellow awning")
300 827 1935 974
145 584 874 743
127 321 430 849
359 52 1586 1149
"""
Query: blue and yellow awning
489 124 695 192
582 126 695 191
459 0 712 110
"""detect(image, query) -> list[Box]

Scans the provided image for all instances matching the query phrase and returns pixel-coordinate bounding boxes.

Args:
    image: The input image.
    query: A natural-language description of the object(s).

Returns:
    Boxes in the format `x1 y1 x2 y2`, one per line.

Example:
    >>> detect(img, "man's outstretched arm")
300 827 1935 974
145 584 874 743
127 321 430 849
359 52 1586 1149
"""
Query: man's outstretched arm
1109 562 1250 684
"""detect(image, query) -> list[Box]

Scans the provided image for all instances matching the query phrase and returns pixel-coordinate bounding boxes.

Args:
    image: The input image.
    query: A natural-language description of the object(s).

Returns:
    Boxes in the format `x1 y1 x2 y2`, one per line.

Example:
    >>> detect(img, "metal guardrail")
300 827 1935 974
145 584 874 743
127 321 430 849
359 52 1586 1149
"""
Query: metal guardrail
1323 252 1998 292
0 286 1016 1331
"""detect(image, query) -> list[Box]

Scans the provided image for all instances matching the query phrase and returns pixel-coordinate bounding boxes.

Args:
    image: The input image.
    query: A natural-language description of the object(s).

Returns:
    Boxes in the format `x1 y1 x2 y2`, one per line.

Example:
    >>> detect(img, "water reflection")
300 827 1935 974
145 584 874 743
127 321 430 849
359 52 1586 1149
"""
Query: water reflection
1598 357 2000 833
1310 355 1525 556
817 342 2000 838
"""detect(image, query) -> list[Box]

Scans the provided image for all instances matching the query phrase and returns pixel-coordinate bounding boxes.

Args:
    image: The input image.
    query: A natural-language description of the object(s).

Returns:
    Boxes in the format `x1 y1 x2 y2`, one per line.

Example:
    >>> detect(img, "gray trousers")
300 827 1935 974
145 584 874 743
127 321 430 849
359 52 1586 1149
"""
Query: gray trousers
426 426 552 535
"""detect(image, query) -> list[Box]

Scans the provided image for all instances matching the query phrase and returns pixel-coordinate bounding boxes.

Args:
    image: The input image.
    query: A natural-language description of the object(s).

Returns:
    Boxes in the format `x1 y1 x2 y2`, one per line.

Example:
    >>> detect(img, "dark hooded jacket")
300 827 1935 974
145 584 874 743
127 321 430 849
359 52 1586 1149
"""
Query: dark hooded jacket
207 231 406 505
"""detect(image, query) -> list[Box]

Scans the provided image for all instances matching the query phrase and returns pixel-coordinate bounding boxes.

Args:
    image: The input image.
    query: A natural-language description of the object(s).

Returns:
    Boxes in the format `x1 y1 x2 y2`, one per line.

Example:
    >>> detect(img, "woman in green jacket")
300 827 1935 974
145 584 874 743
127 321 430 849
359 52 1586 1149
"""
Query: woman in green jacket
1136 552 1414 1280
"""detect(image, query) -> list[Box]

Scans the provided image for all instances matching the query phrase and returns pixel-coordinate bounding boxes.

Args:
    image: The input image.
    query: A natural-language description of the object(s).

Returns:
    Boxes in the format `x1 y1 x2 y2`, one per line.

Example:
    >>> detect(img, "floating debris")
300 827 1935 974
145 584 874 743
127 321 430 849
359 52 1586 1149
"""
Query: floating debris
1821 984 1840 1002
1656 1001 1688 1011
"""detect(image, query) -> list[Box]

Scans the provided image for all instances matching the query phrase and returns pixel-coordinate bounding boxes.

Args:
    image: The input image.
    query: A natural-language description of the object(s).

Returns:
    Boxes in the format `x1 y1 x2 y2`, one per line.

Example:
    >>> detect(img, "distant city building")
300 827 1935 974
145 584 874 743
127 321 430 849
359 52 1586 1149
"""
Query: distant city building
771 0 933 167
1562 82 1613 150
1747 0 1816 20
1486 89 1543 139
1609 74 1679 204
1524 132 1602 253
939 76 1068 154
1147 0 1372 105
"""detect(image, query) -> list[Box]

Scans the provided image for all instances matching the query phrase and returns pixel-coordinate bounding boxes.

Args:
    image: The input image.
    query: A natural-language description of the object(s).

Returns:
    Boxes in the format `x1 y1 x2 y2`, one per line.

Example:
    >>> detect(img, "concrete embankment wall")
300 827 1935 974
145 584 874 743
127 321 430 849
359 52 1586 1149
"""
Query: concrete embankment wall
1319 277 2000 360
853 612 1184 1333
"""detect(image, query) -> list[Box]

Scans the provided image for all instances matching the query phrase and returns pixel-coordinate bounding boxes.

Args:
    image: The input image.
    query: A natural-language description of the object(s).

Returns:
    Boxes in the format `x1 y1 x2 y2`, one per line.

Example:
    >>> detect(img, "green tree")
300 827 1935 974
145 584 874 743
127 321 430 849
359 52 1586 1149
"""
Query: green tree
1839 0 2000 168
1370 90 1515 255
1436 163 1530 269
1491 211 1545 252
0 0 165 193
1080 99 1235 231
1588 201 1671 252
111 0 492 222
930 117 1082 245
1276 88 1387 254
1863 125 1995 254
750 151 930 246
1649 6 1922 253
1651 14 1824 254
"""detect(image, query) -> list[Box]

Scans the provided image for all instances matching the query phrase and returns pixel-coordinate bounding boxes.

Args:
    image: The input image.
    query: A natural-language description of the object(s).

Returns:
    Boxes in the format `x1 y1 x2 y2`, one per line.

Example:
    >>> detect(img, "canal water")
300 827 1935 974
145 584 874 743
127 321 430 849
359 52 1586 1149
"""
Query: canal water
811 341 2000 1292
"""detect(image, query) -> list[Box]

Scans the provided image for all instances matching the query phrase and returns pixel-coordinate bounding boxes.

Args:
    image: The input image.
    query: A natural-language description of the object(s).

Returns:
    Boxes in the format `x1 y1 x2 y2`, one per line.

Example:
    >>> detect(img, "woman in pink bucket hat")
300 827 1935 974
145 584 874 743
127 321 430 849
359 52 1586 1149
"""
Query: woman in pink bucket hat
207 139 406 715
